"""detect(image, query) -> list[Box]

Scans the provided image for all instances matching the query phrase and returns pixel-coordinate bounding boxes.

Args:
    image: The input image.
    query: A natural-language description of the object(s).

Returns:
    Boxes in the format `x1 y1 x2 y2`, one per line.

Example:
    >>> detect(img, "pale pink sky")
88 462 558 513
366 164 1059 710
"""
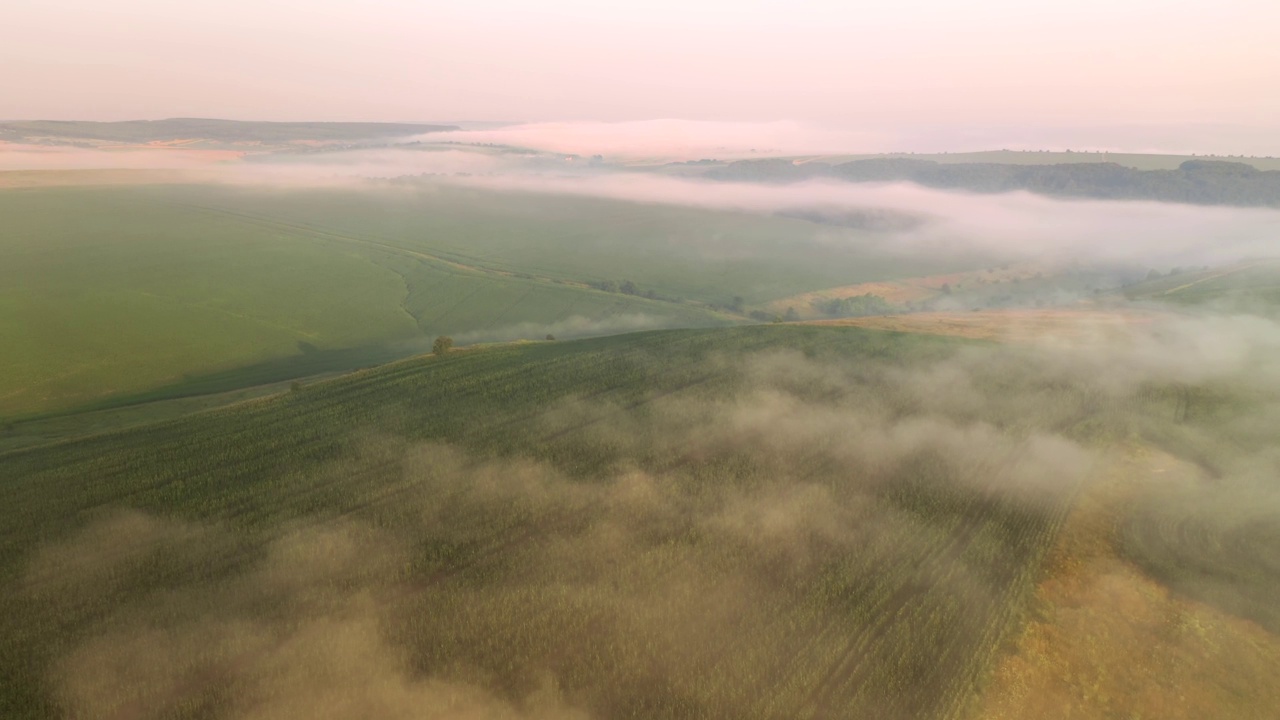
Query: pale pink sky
3 0 1278 141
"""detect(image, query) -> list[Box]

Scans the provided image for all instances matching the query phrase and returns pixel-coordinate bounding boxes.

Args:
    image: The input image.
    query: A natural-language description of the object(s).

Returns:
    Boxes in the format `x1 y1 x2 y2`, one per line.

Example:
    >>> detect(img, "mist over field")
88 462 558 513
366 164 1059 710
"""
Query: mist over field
445 172 1280 268
6 0 1280 716
6 139 1280 716
419 120 1280 159
16 312 1280 719
7 136 1279 273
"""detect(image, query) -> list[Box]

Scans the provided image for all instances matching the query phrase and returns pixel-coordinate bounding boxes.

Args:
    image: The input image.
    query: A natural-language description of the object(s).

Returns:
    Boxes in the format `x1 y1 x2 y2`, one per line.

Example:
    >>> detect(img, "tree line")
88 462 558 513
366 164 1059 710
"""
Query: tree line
709 158 1280 207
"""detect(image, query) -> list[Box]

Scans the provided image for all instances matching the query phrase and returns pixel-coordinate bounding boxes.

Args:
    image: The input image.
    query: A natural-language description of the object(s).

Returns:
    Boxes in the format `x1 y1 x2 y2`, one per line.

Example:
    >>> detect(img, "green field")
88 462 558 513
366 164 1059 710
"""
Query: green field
1 325 1091 720
181 182 980 304
1123 259 1280 311
4 323 1275 720
0 182 986 418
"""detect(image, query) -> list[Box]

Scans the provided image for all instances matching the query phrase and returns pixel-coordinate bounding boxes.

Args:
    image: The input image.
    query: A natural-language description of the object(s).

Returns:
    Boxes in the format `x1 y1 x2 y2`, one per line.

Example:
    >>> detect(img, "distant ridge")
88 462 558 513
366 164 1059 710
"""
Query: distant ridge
706 157 1280 208
0 118 458 143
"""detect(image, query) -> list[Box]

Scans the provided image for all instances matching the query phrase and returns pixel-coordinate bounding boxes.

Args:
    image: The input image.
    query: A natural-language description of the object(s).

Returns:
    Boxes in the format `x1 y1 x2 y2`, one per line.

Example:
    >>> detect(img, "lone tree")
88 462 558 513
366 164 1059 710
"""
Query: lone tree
433 336 454 355
545 334 556 341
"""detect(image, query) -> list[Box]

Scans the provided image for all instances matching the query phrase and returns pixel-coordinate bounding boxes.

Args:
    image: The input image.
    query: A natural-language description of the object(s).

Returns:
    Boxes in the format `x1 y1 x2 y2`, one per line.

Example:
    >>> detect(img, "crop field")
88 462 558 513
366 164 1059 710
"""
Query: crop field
4 322 1276 719
0 184 766 417
183 182 982 305
0 180 989 418
2 325 1108 720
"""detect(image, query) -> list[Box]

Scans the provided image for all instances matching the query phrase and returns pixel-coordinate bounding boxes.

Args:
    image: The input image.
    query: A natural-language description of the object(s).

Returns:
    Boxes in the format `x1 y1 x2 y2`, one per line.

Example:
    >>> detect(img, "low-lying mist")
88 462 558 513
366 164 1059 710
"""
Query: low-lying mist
17 311 1280 719
442 172 1280 269
6 138 1279 271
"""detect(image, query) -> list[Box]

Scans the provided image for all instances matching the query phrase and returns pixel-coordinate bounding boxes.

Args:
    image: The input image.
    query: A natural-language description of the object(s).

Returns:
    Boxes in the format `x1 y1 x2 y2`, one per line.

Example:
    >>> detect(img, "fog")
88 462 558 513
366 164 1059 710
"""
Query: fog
21 348 1092 718
442 171 1280 268
420 120 1280 159
18 309 1280 717
7 137 1278 271
419 120 892 160
7 0 1280 713
6 123 1280 717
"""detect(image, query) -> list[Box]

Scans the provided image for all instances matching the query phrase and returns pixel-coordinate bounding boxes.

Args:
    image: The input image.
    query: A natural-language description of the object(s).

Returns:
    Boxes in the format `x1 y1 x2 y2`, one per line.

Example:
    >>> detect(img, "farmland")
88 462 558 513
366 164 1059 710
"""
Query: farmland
180 181 981 305
0 180 991 418
5 123 1280 720
2 325 1097 720
3 316 1277 719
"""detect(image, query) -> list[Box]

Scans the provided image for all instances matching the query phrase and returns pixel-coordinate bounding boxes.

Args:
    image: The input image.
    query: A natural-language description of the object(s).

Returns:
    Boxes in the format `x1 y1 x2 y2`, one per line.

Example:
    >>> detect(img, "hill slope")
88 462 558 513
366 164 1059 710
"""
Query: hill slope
0 118 457 144
707 158 1280 207
2 325 1083 720
0 181 987 418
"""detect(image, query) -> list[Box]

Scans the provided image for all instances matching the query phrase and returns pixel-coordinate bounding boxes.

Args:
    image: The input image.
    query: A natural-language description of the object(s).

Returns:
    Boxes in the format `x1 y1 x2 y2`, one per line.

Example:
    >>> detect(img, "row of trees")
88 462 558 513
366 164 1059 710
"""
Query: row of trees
588 279 684 304
710 158 1280 207
811 293 894 318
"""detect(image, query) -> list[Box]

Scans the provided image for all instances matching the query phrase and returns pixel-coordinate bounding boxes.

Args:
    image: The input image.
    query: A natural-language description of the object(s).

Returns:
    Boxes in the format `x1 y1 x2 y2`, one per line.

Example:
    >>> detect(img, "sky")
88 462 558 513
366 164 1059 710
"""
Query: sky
3 0 1279 152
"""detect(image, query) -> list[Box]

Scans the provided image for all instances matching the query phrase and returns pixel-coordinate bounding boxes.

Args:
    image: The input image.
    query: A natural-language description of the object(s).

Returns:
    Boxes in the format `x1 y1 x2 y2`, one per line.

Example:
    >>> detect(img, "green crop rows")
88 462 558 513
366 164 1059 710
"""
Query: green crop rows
1 326 1091 720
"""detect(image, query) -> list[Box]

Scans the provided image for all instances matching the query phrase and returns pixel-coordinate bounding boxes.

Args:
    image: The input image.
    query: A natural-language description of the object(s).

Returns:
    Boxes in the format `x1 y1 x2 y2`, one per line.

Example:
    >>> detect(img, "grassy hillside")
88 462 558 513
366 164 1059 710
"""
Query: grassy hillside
1 325 1088 720
4 323 1275 719
1123 259 1280 311
0 185 738 417
0 182 985 418
185 182 980 304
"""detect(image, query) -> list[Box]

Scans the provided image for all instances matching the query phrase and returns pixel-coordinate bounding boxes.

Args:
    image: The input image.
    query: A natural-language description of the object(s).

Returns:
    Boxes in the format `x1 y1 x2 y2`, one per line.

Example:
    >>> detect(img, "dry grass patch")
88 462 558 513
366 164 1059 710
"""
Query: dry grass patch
973 447 1280 720
803 309 1155 344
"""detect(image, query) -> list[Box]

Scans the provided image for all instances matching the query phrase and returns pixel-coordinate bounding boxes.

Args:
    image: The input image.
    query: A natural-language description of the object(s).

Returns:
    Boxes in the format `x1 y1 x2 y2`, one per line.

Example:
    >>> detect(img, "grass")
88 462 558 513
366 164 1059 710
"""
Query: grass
0 180 987 418
182 182 983 305
977 447 1280 720
0 184 751 418
0 325 1080 720
1124 259 1280 311
0 186 418 416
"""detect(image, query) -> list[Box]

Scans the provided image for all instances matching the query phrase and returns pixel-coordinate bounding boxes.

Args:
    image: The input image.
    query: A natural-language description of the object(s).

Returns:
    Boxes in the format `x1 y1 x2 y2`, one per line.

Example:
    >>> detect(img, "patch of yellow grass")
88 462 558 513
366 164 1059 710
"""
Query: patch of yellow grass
803 309 1154 344
973 447 1280 720
767 264 1047 317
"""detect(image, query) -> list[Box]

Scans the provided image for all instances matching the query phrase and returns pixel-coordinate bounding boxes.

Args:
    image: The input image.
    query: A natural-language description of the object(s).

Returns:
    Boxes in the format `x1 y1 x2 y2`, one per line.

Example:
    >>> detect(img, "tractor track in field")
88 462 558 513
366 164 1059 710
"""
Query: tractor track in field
170 202 600 292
